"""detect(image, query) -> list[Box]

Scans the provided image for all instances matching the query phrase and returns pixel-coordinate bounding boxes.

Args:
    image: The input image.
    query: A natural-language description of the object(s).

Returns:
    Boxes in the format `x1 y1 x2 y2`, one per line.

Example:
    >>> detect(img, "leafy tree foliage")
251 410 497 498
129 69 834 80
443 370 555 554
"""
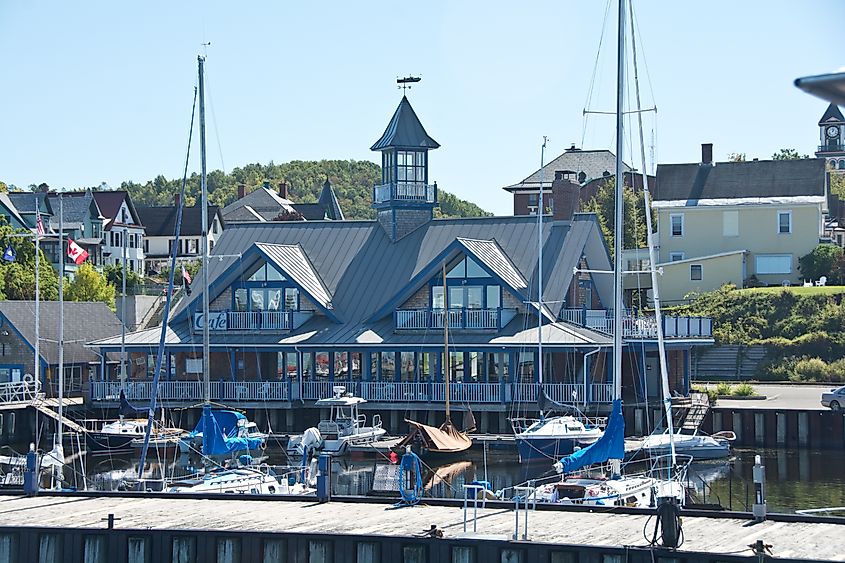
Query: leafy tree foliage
64 262 116 309
771 148 809 160
0 223 59 300
118 160 491 220
580 178 650 257
727 152 746 162
103 263 145 294
798 244 844 283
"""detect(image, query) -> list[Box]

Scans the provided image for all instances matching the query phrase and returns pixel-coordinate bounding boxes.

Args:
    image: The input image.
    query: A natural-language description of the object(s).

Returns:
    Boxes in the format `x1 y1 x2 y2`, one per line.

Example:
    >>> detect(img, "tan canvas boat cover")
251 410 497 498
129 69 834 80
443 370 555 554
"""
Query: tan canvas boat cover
398 419 472 454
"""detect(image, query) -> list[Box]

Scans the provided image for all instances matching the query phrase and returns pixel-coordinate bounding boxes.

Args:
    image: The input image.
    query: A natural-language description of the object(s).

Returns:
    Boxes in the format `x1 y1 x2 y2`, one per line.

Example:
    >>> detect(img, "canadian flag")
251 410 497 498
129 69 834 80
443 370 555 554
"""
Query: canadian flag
67 238 89 265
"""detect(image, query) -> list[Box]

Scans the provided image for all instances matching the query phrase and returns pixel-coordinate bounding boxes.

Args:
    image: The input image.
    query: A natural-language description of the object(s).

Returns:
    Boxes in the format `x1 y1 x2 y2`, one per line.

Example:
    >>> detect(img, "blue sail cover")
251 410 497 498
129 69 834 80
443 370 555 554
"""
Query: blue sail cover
557 399 625 473
199 407 263 457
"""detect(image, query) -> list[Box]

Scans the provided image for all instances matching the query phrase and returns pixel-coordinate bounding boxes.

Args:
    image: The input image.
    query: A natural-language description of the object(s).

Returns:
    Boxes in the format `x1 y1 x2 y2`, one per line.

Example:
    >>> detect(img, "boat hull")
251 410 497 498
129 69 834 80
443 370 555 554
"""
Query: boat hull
516 437 582 463
86 432 136 454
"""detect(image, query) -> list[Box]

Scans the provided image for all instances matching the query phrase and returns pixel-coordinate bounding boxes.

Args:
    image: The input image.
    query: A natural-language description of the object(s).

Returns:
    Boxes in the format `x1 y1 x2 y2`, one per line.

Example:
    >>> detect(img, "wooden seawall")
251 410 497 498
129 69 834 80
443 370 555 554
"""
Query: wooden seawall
0 493 842 562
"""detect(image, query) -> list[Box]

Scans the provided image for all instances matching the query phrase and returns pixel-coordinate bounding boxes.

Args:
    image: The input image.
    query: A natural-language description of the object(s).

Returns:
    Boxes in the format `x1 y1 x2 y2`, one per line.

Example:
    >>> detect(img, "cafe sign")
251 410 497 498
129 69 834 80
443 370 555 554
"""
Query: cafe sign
193 311 228 331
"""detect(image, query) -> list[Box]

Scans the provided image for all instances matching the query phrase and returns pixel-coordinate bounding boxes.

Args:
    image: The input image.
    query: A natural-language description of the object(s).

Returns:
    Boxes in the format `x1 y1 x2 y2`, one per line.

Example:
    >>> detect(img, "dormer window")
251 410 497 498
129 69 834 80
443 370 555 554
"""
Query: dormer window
431 256 500 310
233 262 299 312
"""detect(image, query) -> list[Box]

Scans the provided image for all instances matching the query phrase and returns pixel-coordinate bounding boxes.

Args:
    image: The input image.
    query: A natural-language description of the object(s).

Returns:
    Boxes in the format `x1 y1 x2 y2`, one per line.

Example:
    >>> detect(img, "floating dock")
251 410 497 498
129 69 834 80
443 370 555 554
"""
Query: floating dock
0 493 842 562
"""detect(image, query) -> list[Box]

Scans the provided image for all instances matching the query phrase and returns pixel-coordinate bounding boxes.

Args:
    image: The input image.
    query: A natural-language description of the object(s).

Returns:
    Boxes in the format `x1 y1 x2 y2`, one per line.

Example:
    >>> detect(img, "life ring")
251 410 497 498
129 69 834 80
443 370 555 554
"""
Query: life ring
23 374 34 384
260 440 267 451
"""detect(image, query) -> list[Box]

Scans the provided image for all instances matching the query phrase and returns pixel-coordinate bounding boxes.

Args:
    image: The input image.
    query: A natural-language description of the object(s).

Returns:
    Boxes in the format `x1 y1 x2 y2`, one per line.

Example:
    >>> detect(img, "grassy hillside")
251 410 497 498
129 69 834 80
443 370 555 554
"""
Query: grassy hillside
678 284 845 381
119 160 491 220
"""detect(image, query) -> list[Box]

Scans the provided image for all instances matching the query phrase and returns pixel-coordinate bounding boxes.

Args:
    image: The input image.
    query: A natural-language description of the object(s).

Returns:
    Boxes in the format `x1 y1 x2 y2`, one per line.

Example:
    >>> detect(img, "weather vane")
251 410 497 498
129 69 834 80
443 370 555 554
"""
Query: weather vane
397 75 421 92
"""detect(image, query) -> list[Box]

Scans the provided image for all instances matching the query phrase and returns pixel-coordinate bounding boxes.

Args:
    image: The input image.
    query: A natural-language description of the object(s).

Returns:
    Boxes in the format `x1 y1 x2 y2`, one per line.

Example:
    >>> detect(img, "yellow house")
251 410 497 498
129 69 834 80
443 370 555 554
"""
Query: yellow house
648 144 827 303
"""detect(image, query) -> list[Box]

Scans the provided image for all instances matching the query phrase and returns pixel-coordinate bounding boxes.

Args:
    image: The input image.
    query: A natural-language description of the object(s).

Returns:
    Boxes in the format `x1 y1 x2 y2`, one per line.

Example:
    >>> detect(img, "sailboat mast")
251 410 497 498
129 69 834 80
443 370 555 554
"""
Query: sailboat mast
120 211 127 393
57 194 65 450
34 195 40 401
537 136 547 393
612 0 626 404
198 55 210 405
610 0 627 476
629 2 676 465
443 262 450 421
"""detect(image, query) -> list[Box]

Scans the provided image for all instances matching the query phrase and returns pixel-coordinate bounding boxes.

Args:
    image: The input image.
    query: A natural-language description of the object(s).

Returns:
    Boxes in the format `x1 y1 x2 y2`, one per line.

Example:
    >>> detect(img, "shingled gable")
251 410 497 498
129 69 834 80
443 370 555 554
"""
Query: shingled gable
171 241 339 324
368 236 544 323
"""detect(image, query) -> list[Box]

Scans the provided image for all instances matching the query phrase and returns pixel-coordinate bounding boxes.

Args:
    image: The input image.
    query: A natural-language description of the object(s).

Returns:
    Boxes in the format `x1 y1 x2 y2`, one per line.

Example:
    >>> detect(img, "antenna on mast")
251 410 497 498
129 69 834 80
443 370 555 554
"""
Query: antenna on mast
397 75 422 93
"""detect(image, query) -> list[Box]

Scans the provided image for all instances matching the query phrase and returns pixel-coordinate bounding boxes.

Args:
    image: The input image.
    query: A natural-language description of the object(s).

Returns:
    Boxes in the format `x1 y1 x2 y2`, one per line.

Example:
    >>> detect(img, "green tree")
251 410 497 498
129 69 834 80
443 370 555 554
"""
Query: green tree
103 263 145 294
0 223 59 300
64 262 116 309
119 159 490 220
772 148 809 160
798 244 844 282
727 152 746 162
580 178 650 257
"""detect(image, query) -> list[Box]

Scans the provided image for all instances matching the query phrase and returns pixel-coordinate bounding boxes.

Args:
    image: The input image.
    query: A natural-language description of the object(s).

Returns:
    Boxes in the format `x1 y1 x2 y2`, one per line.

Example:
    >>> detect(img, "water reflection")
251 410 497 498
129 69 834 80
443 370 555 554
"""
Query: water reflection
80 446 844 513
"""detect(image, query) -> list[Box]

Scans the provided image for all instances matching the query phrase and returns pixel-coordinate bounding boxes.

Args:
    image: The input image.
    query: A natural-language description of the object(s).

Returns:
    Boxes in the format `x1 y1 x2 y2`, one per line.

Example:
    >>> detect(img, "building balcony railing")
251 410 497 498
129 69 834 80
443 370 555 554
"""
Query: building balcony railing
90 380 291 403
394 308 518 331
560 308 712 339
89 380 615 405
373 182 437 204
193 310 308 332
818 143 844 153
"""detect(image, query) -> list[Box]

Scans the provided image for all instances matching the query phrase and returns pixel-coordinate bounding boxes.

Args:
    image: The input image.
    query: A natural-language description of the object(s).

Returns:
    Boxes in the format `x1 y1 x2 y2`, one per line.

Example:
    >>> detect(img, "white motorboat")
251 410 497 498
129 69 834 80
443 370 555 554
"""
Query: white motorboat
641 430 735 460
287 386 385 456
166 466 313 495
87 418 183 454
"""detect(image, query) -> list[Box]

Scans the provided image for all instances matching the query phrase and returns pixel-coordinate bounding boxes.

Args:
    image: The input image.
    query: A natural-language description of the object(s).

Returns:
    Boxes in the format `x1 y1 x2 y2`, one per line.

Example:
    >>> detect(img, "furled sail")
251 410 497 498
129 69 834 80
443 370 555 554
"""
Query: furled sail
554 399 624 474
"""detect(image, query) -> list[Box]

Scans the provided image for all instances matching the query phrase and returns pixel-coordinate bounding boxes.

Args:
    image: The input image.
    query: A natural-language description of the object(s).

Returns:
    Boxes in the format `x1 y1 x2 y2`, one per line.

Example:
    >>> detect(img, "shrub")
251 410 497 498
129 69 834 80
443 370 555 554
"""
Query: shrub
691 385 719 404
731 383 755 396
715 382 733 396
792 357 830 382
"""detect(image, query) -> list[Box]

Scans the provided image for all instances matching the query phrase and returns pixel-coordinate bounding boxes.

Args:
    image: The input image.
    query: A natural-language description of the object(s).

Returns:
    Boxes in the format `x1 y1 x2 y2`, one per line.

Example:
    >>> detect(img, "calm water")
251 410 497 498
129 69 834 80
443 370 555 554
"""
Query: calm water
72 446 845 514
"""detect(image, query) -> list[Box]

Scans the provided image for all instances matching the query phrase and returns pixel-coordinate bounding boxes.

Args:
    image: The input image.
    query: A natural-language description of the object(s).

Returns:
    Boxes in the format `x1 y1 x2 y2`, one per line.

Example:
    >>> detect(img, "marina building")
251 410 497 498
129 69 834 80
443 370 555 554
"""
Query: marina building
88 95 713 427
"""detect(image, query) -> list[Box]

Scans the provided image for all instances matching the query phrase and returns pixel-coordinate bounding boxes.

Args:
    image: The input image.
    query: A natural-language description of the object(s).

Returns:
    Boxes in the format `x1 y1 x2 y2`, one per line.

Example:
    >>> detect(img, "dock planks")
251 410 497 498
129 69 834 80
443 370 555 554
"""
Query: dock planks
0 494 842 561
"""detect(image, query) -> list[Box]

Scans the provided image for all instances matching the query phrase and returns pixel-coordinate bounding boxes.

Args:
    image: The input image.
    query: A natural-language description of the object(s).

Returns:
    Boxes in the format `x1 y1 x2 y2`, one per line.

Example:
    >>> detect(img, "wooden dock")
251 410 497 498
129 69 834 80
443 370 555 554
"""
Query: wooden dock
0 493 842 562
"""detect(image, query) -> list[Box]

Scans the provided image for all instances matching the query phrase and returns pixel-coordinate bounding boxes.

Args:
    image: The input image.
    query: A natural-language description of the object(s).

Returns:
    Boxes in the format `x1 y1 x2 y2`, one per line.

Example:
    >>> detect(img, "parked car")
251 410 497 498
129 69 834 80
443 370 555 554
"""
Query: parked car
820 386 845 411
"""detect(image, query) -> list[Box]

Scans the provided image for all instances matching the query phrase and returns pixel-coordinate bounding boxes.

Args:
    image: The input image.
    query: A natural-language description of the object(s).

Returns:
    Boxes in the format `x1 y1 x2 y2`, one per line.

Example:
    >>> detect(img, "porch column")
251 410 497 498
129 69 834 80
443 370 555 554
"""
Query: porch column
328 351 335 382
434 352 442 383
363 351 372 381
638 347 647 400
230 349 237 382
413 352 419 382
394 351 401 382
683 349 690 395
481 351 488 383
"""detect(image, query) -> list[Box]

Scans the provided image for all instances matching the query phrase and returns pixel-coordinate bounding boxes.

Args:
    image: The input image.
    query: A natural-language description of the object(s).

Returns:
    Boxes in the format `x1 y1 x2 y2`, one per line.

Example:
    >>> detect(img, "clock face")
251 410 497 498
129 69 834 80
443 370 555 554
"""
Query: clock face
828 125 840 138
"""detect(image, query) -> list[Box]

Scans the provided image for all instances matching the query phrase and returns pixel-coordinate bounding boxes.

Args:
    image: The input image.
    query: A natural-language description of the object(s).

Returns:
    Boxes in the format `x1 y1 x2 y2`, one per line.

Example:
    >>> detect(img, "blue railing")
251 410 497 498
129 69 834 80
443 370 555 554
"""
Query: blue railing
394 308 518 330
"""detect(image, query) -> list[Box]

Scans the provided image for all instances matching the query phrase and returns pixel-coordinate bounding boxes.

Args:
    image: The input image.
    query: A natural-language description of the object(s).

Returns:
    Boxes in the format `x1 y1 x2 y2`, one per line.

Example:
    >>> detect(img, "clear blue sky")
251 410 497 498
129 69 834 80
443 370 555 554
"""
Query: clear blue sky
1 1 842 216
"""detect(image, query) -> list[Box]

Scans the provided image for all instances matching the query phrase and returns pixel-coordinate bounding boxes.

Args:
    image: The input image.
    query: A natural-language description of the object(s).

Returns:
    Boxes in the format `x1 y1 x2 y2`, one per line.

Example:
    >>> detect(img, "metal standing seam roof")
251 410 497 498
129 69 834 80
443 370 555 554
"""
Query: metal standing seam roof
819 103 845 124
456 238 527 290
502 149 631 191
95 214 614 349
255 242 333 310
370 96 440 151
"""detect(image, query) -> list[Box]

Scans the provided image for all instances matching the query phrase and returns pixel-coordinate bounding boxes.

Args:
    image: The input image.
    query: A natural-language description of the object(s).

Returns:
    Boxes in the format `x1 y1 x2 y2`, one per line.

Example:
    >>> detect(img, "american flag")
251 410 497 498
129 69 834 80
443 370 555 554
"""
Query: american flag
35 211 45 236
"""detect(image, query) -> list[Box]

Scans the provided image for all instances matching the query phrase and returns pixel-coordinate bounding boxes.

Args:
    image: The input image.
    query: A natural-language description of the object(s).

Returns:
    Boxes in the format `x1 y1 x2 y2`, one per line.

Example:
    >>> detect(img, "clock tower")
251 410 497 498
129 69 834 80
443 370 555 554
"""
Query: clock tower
816 103 845 169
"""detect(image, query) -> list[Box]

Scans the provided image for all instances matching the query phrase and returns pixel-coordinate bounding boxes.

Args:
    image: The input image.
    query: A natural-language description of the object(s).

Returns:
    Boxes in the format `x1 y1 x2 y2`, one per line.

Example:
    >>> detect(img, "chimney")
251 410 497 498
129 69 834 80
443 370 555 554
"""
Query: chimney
278 181 288 200
552 170 580 221
262 180 271 190
701 143 713 165
237 184 246 199
174 193 181 208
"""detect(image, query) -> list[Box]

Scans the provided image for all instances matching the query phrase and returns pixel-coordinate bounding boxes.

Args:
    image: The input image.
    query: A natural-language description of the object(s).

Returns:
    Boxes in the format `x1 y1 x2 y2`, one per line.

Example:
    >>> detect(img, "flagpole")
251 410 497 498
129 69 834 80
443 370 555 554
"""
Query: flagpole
34 195 41 450
121 213 127 396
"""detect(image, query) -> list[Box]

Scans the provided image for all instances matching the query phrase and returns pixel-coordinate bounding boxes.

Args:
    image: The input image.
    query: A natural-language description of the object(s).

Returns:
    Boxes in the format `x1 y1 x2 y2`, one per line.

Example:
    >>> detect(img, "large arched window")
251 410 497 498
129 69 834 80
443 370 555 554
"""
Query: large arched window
430 256 501 310
232 262 299 312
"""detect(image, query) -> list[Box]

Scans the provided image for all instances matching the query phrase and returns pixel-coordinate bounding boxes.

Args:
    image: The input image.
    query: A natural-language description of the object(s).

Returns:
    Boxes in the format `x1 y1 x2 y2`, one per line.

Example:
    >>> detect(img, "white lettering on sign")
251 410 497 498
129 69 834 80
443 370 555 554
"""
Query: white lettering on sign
193 312 228 331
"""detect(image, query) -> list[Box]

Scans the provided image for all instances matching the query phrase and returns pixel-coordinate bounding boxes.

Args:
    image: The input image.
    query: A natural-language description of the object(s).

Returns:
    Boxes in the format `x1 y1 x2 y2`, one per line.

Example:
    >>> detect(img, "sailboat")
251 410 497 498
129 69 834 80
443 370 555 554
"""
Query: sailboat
511 137 604 463
396 263 473 458
136 56 304 495
522 0 691 507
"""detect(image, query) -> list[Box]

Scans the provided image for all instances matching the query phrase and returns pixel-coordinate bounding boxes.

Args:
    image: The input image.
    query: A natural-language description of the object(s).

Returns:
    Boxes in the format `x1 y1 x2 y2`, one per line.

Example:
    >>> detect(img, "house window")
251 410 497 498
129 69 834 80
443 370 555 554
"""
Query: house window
187 239 198 254
144 239 149 253
397 150 425 183
690 264 702 281
778 211 792 234
432 256 500 310
723 210 738 237
756 254 792 275
213 220 219 235
670 214 684 237
233 262 299 312
669 252 685 262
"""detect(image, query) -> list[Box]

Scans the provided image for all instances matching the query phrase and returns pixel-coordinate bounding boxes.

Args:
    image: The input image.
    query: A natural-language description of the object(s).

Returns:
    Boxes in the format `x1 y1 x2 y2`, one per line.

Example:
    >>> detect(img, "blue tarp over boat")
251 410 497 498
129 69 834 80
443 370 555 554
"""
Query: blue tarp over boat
188 407 263 457
556 399 624 474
